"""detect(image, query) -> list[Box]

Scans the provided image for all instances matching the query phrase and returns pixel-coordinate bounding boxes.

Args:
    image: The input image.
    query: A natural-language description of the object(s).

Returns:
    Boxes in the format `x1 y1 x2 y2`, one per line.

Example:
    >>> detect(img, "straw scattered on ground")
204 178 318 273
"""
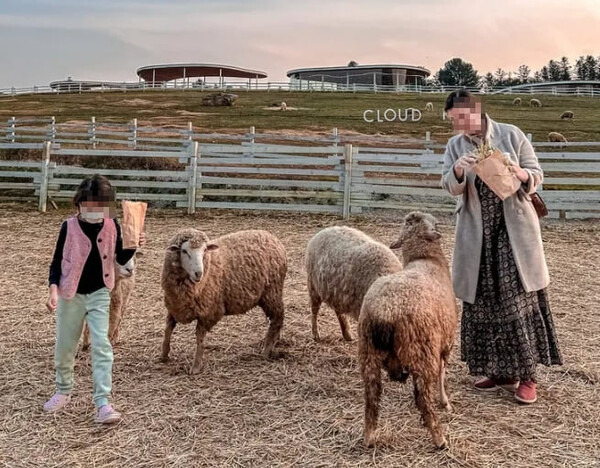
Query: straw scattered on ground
0 206 598 467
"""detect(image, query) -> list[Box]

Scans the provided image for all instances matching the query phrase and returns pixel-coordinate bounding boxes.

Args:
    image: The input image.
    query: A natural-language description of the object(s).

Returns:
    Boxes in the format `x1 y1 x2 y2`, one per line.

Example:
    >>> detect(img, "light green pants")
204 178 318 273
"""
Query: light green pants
55 287 113 408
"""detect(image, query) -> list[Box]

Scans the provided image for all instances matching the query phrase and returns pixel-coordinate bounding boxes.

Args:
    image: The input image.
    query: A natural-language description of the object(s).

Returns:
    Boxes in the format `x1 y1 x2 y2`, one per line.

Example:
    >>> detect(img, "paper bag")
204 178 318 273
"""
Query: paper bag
121 200 147 249
472 150 521 200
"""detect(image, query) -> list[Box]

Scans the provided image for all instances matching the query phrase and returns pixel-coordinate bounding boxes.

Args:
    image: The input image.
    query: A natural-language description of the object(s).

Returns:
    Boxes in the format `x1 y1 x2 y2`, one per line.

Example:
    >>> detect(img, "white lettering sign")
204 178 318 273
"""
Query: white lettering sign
362 108 422 123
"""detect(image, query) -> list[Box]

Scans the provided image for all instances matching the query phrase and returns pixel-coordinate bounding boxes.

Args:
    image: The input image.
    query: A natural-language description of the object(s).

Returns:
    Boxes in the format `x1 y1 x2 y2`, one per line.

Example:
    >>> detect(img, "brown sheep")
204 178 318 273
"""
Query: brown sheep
560 110 574 120
305 226 402 341
81 254 138 350
512 97 521 106
358 212 458 449
160 229 286 374
548 131 568 143
530 98 542 108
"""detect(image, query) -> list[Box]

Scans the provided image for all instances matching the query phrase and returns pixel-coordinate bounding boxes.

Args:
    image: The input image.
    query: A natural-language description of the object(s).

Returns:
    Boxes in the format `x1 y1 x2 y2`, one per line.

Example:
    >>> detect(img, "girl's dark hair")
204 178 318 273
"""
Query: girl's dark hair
444 90 483 112
73 175 115 207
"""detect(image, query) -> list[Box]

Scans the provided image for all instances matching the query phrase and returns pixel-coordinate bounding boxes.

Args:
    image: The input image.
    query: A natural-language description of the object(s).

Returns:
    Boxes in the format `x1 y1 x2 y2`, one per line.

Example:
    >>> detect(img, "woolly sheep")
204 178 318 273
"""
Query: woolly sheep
358 212 458 449
512 97 521 106
305 226 402 342
560 110 574 120
280 102 288 111
530 98 542 108
425 102 434 112
160 229 287 374
82 253 139 350
548 131 568 143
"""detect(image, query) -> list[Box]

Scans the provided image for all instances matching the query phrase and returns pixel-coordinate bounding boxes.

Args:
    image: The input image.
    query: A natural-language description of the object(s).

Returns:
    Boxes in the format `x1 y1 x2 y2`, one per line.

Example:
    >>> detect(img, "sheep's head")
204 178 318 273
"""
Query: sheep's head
389 212 442 261
115 250 142 279
166 229 218 283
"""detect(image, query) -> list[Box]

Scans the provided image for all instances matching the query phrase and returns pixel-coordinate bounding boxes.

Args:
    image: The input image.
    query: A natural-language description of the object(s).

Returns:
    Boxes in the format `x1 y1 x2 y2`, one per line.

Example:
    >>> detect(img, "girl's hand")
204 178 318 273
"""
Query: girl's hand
46 286 58 313
139 232 147 247
508 161 530 183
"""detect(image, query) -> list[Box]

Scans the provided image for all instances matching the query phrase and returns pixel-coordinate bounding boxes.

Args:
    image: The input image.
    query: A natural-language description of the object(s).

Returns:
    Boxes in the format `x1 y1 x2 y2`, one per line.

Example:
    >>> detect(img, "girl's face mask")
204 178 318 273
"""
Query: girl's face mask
79 202 113 223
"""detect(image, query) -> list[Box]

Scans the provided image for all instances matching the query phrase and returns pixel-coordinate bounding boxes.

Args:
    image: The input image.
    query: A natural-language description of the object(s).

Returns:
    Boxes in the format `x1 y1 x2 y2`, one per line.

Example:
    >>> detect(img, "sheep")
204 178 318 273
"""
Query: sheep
81 253 139 350
560 110 574 120
512 97 521 106
280 101 288 111
530 98 542 108
548 131 568 143
305 226 402 342
358 212 458 449
160 229 287 374
425 102 434 112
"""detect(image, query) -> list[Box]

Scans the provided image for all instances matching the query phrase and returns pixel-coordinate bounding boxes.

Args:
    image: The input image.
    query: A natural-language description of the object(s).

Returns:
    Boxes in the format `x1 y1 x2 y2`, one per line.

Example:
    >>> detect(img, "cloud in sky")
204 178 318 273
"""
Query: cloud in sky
0 0 599 88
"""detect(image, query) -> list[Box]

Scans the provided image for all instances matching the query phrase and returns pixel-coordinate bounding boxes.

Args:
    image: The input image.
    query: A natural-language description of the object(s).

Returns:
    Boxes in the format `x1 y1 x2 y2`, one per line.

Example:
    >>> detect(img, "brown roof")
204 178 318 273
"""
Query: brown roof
136 63 267 81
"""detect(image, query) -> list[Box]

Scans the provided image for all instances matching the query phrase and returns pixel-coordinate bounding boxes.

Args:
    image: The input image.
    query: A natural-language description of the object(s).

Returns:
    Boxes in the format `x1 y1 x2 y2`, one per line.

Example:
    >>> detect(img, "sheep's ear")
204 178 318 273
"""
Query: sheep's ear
389 238 402 249
423 229 442 241
166 244 180 252
205 243 219 252
135 250 144 257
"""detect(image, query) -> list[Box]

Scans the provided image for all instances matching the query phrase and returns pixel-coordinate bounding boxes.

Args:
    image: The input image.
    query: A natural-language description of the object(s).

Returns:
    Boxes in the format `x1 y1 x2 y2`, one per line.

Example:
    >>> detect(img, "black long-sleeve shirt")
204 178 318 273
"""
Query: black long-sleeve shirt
49 218 136 294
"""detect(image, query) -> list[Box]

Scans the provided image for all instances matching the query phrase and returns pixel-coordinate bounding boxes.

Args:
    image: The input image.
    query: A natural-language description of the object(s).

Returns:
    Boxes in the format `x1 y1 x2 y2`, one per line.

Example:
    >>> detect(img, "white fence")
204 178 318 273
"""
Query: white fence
1 81 599 98
1 141 599 220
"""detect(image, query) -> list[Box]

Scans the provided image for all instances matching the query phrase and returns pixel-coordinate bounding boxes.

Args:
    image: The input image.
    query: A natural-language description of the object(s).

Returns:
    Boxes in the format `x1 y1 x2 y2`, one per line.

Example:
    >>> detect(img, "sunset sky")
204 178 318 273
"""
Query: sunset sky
1 0 599 88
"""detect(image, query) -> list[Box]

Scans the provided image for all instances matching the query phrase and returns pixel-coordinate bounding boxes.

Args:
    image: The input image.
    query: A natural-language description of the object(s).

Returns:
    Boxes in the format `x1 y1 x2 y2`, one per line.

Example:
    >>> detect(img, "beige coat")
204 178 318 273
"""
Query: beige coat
441 115 549 304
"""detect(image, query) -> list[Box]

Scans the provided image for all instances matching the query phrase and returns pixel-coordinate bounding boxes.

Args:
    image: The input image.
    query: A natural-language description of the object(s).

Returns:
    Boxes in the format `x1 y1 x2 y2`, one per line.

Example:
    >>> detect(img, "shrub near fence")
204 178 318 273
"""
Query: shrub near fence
1 139 599 220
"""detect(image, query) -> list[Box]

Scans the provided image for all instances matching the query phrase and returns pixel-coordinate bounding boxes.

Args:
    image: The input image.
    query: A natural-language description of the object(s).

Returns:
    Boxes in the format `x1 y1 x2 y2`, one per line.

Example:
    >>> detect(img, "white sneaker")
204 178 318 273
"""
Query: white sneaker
43 393 71 413
94 404 122 424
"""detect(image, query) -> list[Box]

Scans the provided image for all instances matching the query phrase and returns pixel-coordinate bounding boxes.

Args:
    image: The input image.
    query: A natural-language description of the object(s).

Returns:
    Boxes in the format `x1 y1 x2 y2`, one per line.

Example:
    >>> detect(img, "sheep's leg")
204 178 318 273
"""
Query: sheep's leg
439 358 451 411
413 373 447 449
260 291 284 358
308 284 322 341
160 314 177 363
82 323 90 351
336 311 353 342
190 322 207 375
107 303 122 347
359 340 382 448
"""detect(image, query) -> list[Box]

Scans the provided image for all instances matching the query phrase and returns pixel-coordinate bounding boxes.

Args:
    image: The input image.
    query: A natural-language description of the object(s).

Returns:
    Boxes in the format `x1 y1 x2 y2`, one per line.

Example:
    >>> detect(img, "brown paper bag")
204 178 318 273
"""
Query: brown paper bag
472 150 521 200
121 200 147 249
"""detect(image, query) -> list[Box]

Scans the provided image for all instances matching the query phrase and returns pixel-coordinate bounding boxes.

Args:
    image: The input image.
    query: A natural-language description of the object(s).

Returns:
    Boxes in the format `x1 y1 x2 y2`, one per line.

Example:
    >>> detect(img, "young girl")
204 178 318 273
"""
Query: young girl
44 175 146 423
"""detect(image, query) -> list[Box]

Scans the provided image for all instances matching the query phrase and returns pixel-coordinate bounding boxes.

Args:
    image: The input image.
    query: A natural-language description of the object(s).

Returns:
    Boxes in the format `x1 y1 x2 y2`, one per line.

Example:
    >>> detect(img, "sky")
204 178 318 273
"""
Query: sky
1 0 600 88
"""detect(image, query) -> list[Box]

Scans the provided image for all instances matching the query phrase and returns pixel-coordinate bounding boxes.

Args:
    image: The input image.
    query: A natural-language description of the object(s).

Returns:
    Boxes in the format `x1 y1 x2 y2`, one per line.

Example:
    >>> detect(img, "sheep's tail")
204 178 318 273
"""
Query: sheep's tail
367 316 395 353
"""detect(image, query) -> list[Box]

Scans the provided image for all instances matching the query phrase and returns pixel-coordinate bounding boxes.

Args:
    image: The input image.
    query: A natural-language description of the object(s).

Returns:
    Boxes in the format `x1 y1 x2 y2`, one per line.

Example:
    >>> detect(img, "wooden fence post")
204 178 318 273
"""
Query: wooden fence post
332 127 338 149
248 126 255 156
90 116 97 148
187 121 193 148
187 141 199 214
49 116 56 143
38 141 52 212
131 118 137 148
8 116 16 143
342 144 353 219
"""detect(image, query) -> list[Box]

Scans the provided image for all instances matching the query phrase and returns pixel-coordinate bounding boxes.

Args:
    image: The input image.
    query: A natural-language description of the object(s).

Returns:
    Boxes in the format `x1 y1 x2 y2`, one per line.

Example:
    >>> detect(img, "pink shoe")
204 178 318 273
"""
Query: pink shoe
43 392 71 413
515 381 537 404
94 404 122 424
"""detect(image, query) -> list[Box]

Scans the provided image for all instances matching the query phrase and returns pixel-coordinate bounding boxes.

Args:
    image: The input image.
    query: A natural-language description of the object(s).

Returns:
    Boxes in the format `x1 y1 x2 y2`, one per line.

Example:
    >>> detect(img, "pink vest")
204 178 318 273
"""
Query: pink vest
58 216 117 299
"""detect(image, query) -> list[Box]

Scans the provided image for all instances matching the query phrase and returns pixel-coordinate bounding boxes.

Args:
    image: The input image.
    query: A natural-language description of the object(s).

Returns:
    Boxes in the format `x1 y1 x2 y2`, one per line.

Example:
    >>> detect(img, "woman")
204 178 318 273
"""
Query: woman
441 90 562 404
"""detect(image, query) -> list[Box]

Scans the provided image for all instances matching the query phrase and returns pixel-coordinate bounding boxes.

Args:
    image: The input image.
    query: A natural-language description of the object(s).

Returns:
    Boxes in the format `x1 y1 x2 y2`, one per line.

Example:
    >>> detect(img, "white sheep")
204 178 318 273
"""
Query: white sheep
425 102 434 112
160 228 287 374
560 110 574 120
530 98 542 108
280 102 288 111
305 226 402 341
358 212 458 449
548 131 568 143
81 254 138 349
513 97 521 106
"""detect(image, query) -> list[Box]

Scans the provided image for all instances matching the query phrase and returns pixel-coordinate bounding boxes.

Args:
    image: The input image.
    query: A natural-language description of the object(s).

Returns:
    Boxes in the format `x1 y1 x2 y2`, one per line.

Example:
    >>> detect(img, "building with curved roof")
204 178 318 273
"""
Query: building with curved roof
136 63 268 85
49 78 140 91
286 63 431 88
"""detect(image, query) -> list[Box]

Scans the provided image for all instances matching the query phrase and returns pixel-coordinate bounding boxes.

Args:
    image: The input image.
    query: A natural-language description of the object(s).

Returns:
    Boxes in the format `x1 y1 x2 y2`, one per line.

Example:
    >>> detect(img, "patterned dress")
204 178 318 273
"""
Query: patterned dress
461 178 562 381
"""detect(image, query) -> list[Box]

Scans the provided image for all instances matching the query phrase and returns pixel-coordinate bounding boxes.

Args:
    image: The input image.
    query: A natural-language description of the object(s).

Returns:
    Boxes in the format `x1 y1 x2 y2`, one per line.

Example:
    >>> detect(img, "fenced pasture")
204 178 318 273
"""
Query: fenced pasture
0 207 598 467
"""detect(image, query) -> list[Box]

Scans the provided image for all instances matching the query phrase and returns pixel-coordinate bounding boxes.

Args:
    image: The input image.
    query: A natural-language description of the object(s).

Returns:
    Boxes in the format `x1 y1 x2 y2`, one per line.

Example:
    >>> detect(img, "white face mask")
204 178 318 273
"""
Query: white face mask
79 211 105 222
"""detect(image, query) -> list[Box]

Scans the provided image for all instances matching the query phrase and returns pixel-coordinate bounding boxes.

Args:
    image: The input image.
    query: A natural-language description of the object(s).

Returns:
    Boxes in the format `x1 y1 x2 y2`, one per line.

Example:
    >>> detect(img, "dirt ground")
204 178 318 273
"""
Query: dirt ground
0 205 599 467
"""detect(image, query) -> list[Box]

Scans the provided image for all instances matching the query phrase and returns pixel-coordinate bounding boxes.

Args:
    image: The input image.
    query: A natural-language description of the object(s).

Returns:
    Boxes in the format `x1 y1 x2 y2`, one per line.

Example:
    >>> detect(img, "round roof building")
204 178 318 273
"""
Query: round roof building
136 63 268 85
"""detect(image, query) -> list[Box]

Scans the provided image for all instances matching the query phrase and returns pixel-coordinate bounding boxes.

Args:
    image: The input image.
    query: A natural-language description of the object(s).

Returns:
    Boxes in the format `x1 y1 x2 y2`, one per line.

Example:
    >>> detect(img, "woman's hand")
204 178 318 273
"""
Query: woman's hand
508 161 530 183
139 232 147 247
453 154 477 179
46 285 58 313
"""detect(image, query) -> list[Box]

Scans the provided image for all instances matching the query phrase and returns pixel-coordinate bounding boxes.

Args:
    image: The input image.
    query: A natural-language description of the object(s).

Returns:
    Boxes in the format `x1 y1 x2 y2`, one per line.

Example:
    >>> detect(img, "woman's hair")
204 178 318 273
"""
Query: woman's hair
73 174 115 207
444 90 484 112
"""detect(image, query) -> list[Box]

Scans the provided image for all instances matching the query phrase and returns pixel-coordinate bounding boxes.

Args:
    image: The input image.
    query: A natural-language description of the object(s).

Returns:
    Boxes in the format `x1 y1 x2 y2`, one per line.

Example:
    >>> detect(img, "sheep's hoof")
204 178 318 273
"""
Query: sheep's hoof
263 348 281 360
189 364 203 375
364 432 376 448
442 402 453 413
434 436 448 450
159 355 170 363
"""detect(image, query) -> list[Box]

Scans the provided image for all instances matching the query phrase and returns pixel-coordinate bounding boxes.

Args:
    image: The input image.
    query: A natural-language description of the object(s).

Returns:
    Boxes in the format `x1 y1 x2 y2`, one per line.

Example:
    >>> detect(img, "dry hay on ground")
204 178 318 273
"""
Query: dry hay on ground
0 207 598 467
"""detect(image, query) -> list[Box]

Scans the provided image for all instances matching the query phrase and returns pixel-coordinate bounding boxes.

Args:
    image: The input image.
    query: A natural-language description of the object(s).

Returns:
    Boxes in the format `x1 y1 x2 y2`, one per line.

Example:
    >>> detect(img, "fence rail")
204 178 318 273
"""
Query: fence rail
1 81 599 97
1 139 599 220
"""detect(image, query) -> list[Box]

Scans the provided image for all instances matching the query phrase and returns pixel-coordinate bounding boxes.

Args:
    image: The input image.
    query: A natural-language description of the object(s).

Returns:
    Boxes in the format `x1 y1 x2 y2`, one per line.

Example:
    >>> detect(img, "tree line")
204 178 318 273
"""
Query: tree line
430 56 600 87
